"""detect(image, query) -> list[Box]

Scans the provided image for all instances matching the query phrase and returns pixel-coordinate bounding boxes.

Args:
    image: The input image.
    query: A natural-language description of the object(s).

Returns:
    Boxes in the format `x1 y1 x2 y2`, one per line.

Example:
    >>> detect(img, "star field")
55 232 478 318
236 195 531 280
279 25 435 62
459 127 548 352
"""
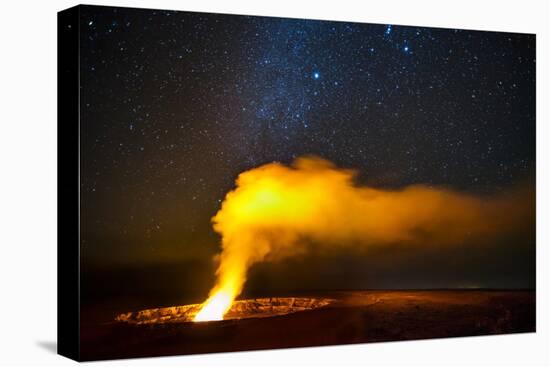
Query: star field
78 6 535 264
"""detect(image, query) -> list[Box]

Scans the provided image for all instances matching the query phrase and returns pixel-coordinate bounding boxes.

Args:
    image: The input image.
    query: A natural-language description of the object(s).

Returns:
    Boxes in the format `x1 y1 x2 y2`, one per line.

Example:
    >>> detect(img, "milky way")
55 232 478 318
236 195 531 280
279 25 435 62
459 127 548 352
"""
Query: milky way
78 6 535 281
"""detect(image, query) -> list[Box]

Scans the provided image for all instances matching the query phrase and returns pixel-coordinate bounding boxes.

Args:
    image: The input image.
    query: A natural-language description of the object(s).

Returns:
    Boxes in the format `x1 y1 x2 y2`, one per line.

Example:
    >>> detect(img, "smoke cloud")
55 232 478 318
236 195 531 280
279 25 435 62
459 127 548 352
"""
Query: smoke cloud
195 156 534 320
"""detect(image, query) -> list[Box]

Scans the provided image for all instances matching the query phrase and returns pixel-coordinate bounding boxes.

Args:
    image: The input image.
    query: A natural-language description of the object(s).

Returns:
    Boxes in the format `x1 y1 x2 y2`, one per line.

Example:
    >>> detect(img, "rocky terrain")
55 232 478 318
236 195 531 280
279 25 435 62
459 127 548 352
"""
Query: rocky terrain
81 290 535 361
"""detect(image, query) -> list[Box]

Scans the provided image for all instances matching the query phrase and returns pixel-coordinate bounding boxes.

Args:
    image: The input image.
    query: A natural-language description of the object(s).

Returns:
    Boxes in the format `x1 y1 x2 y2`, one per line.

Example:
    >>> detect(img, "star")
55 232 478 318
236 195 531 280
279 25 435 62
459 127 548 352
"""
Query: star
77 5 535 287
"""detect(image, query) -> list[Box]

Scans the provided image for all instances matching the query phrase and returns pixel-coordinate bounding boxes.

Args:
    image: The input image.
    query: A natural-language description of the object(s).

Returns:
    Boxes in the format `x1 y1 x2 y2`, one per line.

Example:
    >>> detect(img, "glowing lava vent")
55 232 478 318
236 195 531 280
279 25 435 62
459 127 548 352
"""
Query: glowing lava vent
115 297 335 325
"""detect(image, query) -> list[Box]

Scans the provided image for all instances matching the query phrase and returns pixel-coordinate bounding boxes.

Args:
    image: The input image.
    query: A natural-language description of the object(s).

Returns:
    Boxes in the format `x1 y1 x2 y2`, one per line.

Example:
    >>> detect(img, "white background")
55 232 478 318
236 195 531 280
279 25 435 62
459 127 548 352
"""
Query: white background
0 0 547 365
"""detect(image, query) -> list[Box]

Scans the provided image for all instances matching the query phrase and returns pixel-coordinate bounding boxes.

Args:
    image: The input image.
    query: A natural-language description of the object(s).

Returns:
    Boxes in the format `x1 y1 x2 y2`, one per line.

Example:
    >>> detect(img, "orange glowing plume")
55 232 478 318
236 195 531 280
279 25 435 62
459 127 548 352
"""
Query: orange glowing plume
193 156 533 321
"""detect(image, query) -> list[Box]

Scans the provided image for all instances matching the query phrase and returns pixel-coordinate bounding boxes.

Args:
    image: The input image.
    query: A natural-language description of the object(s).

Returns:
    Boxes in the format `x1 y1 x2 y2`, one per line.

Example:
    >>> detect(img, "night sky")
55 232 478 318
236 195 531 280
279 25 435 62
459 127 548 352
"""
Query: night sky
78 5 535 295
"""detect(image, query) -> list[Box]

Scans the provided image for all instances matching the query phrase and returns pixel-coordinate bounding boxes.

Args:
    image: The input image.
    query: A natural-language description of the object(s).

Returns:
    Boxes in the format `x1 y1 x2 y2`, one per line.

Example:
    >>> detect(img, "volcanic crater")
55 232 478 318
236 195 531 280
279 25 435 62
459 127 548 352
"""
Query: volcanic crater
115 297 336 325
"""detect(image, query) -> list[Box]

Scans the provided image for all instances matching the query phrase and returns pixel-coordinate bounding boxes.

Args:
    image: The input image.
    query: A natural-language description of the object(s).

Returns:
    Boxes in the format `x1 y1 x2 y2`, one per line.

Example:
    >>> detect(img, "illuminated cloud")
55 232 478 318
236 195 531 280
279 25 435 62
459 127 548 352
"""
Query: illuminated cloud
194 156 534 320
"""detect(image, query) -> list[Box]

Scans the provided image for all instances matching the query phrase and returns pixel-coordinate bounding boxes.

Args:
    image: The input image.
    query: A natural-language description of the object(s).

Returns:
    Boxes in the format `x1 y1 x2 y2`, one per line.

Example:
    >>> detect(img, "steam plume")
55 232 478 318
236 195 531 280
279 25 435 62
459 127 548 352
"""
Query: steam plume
194 156 533 321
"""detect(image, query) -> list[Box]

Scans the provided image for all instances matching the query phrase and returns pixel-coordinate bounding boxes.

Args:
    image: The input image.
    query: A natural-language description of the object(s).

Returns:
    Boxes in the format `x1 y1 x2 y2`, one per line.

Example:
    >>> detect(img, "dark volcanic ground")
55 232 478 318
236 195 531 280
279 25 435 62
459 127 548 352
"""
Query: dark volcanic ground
80 290 535 361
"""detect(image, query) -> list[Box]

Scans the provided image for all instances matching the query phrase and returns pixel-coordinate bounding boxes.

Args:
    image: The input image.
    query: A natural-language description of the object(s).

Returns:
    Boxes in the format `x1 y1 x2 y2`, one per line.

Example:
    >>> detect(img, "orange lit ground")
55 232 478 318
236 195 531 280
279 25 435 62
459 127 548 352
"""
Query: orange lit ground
115 297 335 324
80 290 535 361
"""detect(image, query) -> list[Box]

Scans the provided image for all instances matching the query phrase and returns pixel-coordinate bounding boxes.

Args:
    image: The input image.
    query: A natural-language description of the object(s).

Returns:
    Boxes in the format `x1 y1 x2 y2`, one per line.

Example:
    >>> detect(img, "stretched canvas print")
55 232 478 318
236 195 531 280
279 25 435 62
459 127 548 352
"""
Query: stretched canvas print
58 4 536 361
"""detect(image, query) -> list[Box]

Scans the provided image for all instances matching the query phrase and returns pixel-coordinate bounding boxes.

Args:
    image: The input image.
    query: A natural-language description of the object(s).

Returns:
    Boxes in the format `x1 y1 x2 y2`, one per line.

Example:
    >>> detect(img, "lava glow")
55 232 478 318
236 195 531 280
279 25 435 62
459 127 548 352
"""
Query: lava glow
193 290 233 321
192 156 533 322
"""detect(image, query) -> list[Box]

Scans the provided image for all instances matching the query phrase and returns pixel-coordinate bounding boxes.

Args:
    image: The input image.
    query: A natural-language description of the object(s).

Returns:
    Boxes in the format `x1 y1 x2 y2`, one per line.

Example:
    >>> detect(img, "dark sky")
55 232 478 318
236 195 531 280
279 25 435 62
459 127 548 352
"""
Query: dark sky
78 5 535 294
